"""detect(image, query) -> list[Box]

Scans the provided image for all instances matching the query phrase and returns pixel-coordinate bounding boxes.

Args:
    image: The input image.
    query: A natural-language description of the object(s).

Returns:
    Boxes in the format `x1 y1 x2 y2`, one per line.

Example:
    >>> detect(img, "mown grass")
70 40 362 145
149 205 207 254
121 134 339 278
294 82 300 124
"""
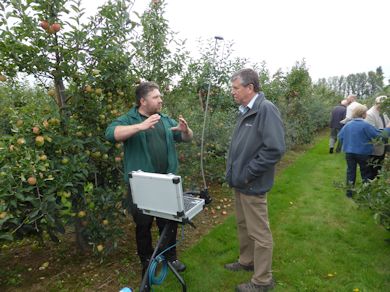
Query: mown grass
151 137 390 291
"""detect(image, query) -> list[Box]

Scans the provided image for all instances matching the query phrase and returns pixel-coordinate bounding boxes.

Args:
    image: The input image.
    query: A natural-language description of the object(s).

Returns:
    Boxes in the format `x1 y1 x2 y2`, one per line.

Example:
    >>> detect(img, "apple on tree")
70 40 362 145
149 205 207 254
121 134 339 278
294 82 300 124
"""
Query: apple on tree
32 126 40 134
27 176 37 186
39 20 49 30
35 136 45 147
48 89 56 97
43 120 49 129
39 154 47 161
78 210 86 218
16 120 23 127
85 85 93 93
17 138 26 145
51 23 61 33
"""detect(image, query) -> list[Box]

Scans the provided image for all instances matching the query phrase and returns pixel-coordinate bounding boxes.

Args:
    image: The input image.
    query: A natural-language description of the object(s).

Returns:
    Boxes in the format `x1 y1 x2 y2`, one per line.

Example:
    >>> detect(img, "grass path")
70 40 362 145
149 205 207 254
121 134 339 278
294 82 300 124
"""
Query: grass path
158 136 390 291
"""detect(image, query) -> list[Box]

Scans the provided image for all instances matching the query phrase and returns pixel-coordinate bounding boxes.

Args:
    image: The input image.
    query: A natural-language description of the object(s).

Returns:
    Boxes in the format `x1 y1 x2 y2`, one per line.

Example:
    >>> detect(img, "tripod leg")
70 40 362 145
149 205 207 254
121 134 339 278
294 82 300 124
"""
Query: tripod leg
139 222 176 292
167 261 187 292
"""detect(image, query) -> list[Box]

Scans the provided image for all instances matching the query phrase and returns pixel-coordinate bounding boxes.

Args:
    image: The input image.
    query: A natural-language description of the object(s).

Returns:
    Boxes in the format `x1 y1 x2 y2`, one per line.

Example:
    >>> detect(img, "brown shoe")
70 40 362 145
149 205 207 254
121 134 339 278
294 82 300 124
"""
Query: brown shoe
235 279 275 292
224 261 254 271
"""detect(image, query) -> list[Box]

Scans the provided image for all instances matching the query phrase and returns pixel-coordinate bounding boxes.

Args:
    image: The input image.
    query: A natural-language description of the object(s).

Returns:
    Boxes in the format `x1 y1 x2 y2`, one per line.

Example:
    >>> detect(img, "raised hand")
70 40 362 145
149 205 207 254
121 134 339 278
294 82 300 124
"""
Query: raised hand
140 114 161 130
171 115 189 133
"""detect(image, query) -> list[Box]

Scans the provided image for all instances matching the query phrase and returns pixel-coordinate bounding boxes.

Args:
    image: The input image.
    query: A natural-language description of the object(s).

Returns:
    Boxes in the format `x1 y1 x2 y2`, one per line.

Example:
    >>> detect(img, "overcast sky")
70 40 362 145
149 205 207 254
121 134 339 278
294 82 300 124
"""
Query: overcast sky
83 0 390 82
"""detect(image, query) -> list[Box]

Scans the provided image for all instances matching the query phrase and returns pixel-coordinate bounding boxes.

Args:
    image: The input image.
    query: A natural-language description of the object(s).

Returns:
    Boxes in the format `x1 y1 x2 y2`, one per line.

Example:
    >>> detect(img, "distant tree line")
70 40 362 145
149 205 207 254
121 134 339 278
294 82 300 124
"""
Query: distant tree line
316 67 385 98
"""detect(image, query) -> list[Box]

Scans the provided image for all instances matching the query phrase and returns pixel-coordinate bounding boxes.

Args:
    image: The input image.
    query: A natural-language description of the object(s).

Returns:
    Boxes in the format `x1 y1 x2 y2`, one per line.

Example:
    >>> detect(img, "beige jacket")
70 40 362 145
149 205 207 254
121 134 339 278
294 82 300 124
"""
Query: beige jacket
365 106 390 156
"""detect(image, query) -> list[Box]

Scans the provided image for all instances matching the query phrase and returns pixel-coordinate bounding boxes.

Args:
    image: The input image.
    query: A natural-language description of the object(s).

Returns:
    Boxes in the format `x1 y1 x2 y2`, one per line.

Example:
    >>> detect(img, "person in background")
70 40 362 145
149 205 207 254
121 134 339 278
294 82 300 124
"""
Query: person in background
105 81 193 279
329 99 348 153
341 94 360 124
225 68 285 292
337 103 390 197
365 95 390 178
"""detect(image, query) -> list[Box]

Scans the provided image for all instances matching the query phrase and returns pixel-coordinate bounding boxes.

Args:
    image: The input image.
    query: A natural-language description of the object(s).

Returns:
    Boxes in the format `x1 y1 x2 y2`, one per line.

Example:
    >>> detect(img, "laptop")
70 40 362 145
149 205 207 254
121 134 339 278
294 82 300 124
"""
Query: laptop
128 171 205 223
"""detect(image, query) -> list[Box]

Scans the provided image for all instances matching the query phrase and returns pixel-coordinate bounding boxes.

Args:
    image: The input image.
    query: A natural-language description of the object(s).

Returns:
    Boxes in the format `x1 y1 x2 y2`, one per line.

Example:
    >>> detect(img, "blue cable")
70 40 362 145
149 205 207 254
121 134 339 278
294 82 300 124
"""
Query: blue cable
148 225 185 290
148 254 168 286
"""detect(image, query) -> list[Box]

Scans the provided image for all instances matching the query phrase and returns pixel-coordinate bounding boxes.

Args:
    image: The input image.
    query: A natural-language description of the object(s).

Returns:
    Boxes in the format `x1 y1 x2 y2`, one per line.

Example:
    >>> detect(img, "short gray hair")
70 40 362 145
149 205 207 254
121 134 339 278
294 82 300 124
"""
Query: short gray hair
231 68 261 92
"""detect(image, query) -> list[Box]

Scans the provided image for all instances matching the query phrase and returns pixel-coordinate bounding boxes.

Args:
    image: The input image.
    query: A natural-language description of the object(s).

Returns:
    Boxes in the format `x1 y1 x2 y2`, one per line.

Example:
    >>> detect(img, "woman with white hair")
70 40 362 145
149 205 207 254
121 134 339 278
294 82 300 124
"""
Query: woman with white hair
337 104 390 198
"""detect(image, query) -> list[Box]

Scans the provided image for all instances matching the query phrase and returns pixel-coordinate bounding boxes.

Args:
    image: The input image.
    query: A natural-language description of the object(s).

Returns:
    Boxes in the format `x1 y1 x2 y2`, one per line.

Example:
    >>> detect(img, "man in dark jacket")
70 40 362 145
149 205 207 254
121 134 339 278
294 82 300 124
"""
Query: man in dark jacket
329 99 348 153
224 69 285 292
105 81 192 279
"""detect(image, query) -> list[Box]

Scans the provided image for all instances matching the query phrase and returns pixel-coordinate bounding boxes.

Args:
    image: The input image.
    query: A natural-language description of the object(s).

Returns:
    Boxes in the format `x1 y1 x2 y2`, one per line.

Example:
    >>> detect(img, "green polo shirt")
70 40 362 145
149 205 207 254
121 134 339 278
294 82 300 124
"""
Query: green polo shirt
105 107 183 183
140 115 168 173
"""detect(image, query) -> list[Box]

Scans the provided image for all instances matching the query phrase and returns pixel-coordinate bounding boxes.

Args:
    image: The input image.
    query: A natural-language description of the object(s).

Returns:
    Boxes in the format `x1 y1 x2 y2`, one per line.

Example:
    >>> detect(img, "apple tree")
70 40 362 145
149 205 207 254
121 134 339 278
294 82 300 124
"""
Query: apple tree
0 0 139 253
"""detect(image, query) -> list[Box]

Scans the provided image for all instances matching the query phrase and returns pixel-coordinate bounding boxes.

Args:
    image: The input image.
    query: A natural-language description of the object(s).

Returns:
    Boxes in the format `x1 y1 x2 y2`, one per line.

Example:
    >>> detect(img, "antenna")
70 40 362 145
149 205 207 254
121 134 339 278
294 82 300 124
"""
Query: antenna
199 36 224 203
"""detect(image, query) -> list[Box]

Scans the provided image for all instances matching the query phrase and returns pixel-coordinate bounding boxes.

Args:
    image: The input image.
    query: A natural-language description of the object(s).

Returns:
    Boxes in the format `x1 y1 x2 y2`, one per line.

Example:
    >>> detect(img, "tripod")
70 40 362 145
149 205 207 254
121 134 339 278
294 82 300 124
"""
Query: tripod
139 221 187 292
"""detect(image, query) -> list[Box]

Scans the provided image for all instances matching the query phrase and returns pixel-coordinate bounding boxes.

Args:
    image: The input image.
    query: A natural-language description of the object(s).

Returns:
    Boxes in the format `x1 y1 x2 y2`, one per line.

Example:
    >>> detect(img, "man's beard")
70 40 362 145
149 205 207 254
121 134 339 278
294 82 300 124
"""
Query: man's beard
147 106 162 116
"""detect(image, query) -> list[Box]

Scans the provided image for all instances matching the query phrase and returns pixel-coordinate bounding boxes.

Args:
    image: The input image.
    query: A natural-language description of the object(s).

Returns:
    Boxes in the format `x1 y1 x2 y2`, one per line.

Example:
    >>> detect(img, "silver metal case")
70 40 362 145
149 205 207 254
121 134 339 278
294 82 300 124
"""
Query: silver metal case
129 171 204 222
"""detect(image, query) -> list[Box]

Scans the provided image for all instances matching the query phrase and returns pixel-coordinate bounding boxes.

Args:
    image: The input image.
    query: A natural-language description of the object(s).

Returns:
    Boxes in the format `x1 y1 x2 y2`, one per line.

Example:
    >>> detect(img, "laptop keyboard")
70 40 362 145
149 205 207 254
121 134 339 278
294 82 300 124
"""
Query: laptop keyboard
183 196 198 211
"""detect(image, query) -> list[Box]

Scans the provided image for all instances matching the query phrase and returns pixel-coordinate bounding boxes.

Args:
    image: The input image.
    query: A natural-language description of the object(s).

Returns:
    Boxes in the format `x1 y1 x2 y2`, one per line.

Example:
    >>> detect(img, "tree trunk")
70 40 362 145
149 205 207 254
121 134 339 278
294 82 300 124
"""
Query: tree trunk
74 218 89 253
54 77 66 109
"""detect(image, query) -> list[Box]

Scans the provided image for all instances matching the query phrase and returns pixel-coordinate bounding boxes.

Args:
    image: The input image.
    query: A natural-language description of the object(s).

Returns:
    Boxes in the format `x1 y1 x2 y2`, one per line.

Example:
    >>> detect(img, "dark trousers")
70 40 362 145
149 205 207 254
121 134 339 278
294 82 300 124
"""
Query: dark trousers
126 188 178 267
329 128 342 152
133 211 178 263
345 153 370 196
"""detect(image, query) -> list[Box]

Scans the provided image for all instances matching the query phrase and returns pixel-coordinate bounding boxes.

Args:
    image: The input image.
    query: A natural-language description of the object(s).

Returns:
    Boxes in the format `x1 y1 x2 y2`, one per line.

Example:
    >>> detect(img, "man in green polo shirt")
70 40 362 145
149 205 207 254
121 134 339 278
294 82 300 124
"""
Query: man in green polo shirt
105 81 193 278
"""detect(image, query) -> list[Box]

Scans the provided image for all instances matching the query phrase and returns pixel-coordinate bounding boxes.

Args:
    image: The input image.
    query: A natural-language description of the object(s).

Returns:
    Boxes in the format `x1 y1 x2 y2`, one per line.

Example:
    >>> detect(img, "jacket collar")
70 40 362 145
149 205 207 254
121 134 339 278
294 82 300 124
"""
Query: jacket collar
128 106 168 119
246 92 265 115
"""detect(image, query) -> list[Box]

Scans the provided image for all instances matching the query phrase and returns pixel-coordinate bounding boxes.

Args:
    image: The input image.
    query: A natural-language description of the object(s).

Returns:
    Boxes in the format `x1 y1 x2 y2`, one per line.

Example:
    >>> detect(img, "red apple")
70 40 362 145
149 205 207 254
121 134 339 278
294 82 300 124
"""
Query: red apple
51 23 61 33
32 126 40 134
40 20 49 30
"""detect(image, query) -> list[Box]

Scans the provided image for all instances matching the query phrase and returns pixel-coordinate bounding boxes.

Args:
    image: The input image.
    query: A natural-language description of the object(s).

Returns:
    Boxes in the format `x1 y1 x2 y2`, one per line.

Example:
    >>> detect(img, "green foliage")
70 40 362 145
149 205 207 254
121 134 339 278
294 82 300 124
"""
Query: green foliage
0 0 192 255
0 0 140 253
261 61 330 148
133 0 187 89
379 92 390 116
355 157 390 229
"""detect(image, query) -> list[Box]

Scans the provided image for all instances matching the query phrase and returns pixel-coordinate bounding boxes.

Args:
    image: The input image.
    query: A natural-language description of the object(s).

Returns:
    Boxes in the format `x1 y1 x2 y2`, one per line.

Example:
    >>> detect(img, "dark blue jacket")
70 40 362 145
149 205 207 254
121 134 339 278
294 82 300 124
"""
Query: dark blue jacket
330 104 346 129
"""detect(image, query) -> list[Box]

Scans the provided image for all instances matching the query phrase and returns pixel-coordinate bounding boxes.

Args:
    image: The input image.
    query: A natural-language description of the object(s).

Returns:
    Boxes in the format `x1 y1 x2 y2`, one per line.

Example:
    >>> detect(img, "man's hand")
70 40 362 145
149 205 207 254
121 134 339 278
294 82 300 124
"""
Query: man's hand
171 115 193 141
113 114 160 141
139 114 161 131
171 115 189 133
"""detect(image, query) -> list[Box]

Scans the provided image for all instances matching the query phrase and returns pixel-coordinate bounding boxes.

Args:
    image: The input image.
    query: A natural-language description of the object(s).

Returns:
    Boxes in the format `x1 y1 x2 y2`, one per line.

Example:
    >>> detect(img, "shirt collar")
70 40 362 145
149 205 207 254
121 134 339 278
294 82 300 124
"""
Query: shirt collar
239 94 258 114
